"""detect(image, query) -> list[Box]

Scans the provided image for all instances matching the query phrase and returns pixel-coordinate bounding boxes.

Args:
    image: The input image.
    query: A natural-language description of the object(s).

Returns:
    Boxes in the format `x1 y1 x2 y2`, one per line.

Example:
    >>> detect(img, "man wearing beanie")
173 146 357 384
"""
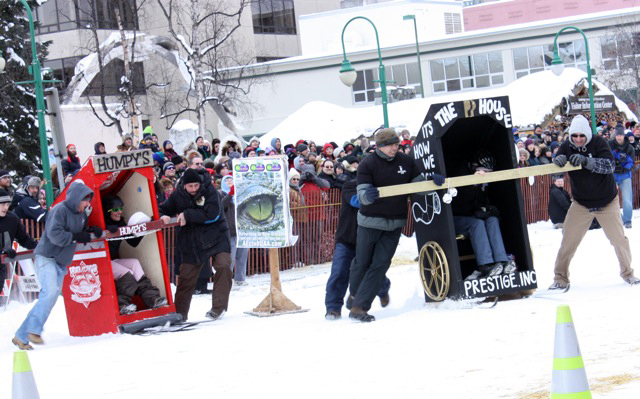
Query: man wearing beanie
348 128 444 322
0 189 37 303
0 169 12 193
14 181 101 349
551 115 639 289
609 125 635 228
15 176 47 223
159 167 232 322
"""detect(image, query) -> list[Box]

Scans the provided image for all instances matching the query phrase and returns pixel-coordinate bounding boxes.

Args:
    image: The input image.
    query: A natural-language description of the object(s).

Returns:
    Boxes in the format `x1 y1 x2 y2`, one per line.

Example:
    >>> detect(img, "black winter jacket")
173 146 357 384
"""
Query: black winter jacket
557 135 617 208
104 216 143 259
0 211 37 257
335 180 358 246
159 169 230 263
15 195 47 223
61 155 81 177
548 185 571 224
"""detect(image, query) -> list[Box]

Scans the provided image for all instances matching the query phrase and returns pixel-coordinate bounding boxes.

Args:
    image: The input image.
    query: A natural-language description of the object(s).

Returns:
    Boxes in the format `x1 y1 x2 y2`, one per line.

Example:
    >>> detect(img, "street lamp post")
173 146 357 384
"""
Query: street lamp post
550 26 596 136
403 14 425 98
1 0 55 206
339 16 389 128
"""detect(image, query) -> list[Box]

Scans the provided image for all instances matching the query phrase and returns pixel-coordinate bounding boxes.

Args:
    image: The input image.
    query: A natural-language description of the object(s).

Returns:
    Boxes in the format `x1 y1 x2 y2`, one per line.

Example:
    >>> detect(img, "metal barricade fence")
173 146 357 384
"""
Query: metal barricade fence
17 167 639 284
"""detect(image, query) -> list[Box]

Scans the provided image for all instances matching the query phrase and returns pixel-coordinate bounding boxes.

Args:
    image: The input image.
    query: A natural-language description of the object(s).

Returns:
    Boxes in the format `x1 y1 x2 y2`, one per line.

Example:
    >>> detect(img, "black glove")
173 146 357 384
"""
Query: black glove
106 225 119 233
431 173 445 186
364 186 380 203
336 174 349 183
473 209 489 220
73 232 92 244
87 226 103 238
569 154 587 167
553 154 567 167
3 249 17 259
486 205 500 218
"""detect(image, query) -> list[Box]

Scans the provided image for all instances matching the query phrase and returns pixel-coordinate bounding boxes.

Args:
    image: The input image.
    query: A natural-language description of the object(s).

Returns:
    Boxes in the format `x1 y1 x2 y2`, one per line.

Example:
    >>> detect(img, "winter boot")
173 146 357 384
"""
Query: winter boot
548 281 569 290
27 333 44 345
479 263 503 277
345 295 354 310
152 297 168 308
502 260 517 274
205 309 225 320
120 303 137 315
349 306 375 322
325 310 341 320
465 270 482 281
12 336 33 350
624 276 640 285
379 293 390 308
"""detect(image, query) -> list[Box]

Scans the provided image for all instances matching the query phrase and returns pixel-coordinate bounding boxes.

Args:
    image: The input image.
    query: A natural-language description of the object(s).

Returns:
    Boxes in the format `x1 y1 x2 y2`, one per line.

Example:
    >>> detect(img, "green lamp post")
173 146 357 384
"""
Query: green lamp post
339 16 389 128
550 26 596 136
403 14 425 98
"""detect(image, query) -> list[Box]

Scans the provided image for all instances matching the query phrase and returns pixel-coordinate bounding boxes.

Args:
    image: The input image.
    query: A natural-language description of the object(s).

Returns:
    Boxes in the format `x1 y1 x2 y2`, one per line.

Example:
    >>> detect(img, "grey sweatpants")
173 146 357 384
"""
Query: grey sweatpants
553 195 634 284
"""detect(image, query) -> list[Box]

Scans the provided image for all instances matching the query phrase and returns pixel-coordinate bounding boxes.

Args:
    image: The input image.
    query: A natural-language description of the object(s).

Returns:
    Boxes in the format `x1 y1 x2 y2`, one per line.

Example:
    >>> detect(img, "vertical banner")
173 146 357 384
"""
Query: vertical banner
234 156 293 248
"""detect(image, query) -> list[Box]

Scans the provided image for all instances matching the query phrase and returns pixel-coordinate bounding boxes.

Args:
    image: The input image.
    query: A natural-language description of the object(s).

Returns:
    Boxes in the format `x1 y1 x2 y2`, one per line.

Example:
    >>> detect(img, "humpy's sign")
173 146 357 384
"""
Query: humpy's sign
92 149 153 174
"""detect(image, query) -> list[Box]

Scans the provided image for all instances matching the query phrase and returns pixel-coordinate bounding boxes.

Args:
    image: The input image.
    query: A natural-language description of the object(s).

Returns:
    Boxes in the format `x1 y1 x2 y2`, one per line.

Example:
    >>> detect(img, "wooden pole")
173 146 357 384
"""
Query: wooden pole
249 248 306 316
378 164 581 198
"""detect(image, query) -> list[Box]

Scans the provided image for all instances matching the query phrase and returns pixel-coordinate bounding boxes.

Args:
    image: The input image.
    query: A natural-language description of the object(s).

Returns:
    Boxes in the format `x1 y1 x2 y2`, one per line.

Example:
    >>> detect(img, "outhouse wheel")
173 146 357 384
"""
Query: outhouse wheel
419 241 450 301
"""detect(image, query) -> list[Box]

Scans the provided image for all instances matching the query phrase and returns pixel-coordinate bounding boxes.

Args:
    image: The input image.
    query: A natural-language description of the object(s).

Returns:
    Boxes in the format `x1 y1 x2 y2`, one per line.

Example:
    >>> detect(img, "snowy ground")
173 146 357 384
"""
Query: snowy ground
2 215 640 398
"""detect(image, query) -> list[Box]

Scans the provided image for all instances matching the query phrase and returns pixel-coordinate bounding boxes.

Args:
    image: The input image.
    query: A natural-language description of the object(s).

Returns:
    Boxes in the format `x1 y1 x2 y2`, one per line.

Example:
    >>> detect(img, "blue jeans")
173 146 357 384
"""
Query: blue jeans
16 255 67 343
453 216 508 266
617 177 632 225
230 235 249 282
325 242 390 312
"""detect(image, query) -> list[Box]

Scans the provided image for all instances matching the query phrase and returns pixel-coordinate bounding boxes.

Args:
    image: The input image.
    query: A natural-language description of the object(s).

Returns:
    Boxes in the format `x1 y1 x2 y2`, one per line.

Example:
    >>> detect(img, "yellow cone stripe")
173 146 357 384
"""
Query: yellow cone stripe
550 391 592 399
13 351 32 373
556 305 573 324
553 356 585 370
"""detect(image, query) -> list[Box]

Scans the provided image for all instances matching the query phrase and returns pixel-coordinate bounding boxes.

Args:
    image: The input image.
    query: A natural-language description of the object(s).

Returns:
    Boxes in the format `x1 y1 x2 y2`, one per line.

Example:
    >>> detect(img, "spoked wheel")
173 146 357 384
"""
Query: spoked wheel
419 241 450 301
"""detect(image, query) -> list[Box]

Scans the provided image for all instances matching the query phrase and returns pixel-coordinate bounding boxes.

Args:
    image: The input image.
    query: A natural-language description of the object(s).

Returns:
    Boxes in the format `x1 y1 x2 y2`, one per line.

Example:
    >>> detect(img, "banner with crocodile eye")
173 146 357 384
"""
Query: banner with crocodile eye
233 156 292 248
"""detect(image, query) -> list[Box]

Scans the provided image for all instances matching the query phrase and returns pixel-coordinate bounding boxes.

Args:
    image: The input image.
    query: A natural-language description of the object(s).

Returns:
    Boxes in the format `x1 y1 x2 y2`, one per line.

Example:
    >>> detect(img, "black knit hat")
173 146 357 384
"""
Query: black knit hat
0 170 10 179
0 188 10 204
296 144 308 153
374 128 400 147
172 155 184 165
182 168 201 184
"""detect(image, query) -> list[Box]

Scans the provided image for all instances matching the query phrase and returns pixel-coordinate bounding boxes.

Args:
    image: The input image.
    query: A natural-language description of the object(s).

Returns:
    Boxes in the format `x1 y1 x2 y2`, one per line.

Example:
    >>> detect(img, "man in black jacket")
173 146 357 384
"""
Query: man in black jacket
159 168 232 321
0 189 38 292
548 175 571 229
15 176 47 223
323 180 390 320
551 115 639 288
61 144 81 178
349 128 444 322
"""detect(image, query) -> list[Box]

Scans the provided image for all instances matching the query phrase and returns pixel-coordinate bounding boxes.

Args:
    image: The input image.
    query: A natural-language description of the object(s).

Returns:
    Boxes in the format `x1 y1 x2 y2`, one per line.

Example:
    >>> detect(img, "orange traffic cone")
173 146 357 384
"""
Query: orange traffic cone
550 305 591 399
12 351 40 399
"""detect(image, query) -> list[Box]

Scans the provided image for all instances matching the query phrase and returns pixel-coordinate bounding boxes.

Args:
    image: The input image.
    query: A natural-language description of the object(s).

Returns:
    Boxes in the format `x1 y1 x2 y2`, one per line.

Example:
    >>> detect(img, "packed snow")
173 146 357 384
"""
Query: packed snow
2 214 640 398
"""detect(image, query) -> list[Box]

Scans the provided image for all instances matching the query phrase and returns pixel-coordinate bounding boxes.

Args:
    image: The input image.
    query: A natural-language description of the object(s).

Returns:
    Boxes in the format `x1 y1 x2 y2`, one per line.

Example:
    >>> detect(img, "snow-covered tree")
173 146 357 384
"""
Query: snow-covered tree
0 0 51 178
155 0 263 137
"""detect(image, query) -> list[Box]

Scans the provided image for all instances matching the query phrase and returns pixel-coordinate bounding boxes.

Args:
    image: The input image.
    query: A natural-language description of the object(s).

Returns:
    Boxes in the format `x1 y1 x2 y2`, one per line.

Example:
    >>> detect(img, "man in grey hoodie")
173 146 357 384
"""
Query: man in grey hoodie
13 181 101 350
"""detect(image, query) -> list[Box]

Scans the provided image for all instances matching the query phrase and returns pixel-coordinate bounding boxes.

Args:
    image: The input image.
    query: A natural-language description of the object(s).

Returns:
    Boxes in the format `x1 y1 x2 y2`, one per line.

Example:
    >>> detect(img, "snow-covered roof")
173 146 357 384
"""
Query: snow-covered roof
260 68 636 146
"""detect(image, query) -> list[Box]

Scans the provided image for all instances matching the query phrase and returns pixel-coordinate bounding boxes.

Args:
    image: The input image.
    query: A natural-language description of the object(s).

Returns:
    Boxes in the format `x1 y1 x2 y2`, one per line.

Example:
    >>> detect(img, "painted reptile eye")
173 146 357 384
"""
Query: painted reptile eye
241 194 275 224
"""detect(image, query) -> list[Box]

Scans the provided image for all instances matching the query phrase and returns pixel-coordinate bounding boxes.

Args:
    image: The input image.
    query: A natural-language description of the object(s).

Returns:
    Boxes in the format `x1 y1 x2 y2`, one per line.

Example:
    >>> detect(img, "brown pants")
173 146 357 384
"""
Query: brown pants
174 252 232 321
554 195 634 284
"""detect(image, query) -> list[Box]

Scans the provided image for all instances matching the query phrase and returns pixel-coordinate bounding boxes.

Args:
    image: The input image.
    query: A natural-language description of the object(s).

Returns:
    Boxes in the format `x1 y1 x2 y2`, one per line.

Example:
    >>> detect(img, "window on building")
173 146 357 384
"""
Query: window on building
512 41 586 79
36 0 138 34
252 0 296 34
444 13 462 35
255 56 285 63
43 56 85 96
600 34 640 71
351 62 421 103
84 59 146 97
430 51 504 93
